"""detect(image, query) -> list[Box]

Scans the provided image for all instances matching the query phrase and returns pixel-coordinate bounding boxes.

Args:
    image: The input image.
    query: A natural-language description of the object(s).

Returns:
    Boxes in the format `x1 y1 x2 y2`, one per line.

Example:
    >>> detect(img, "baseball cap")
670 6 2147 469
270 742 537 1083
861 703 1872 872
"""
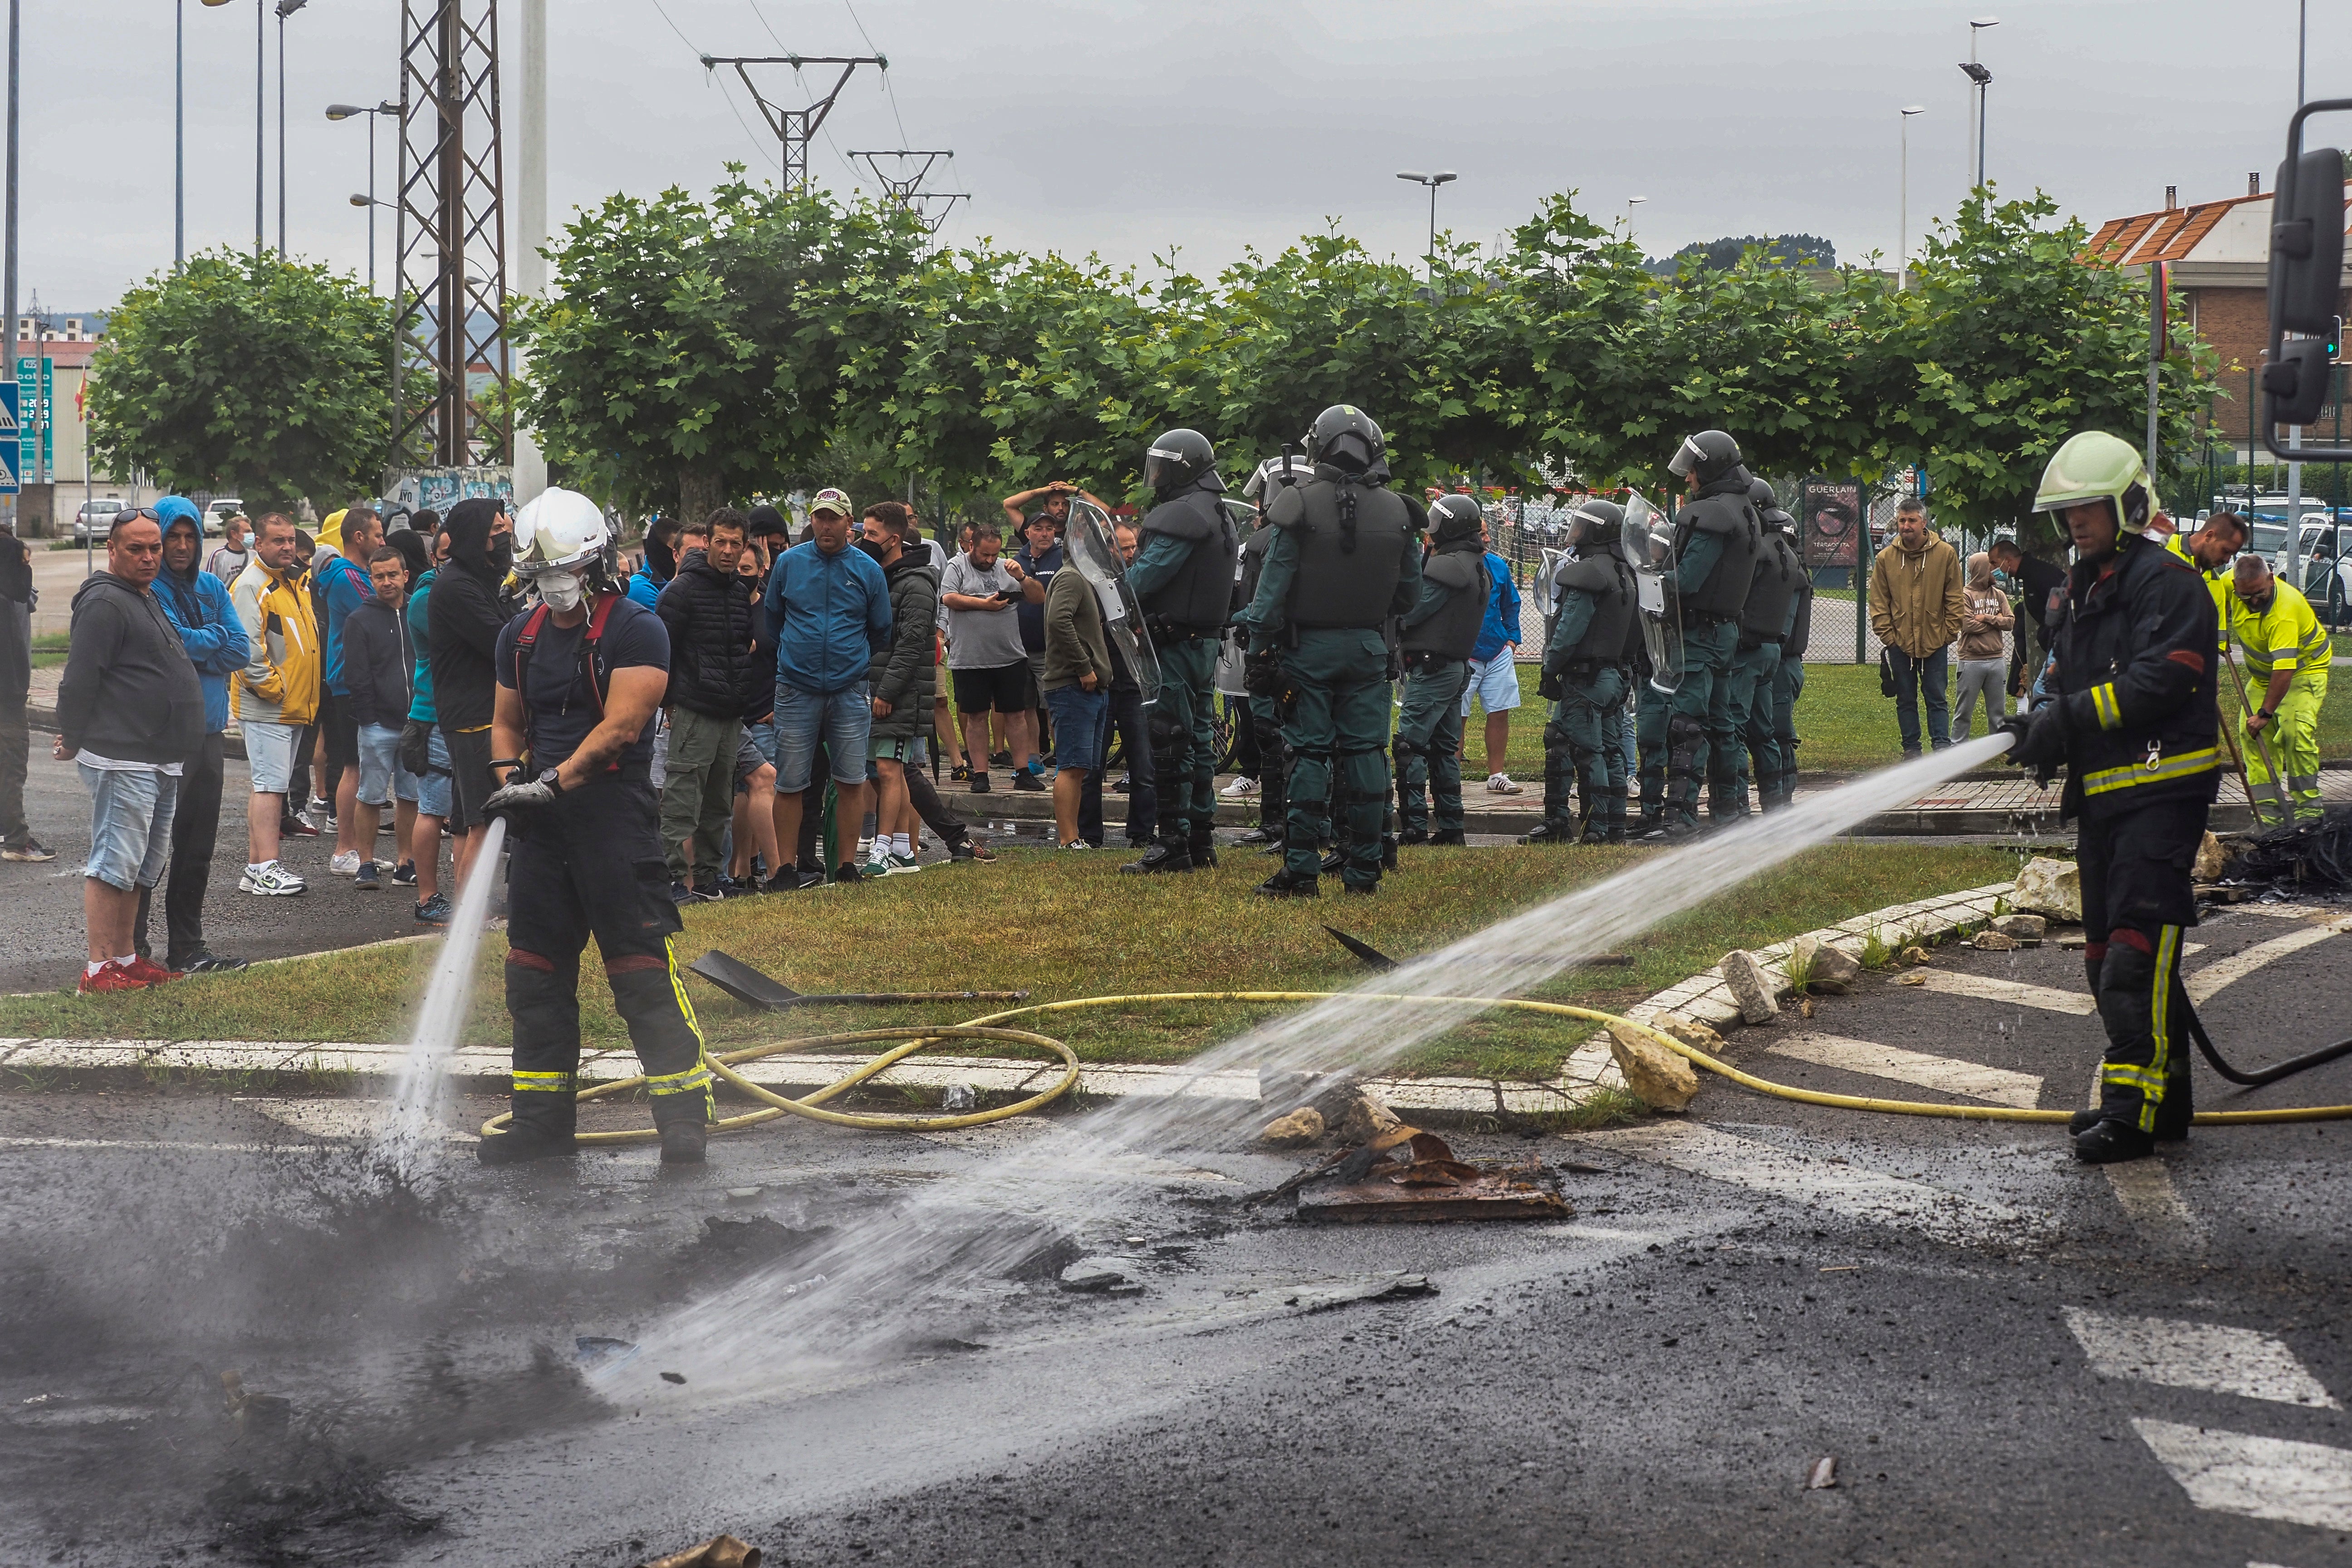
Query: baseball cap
808 487 853 519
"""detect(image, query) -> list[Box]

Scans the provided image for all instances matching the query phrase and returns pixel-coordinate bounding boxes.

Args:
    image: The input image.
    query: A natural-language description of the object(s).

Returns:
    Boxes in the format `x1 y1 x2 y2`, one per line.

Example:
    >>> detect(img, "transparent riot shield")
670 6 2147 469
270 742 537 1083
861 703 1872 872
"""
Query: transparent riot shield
1537 545 1570 654
1065 499 1160 706
1622 490 1683 695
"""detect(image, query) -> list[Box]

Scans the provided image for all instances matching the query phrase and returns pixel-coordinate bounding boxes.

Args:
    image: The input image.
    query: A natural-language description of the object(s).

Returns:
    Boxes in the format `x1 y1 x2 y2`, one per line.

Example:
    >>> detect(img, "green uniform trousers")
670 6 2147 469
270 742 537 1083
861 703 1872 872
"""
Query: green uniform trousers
1714 639 1781 820
1545 664 1628 838
1668 619 1740 827
1394 655 1471 835
1636 681 1671 823
1281 629 1394 889
1767 657 1805 809
1151 636 1221 850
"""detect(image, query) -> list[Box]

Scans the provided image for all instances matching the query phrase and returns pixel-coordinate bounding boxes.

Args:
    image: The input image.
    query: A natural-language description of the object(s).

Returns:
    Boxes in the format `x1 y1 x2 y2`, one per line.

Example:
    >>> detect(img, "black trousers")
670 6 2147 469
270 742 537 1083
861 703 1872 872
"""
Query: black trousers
1081 685 1157 847
2077 794 2207 1134
0 688 26 843
504 774 709 1138
137 732 225 966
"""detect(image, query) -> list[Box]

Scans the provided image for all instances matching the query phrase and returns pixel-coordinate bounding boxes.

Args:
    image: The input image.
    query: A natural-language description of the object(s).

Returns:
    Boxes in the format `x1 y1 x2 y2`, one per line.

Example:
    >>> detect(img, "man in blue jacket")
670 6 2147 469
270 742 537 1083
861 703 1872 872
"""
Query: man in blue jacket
138 499 251 974
1458 514 1526 796
315 507 382 876
762 488 892 885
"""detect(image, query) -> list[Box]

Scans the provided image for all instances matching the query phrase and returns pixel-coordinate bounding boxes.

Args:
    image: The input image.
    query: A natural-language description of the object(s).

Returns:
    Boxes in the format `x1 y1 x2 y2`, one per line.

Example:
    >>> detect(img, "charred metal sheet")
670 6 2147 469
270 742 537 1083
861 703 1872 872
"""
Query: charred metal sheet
1295 1132 1569 1224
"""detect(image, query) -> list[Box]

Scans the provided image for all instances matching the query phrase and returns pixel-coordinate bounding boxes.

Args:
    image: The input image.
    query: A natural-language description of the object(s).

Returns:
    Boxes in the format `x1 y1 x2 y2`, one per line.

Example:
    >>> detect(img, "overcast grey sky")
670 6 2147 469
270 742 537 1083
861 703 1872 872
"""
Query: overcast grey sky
25 0 2346 312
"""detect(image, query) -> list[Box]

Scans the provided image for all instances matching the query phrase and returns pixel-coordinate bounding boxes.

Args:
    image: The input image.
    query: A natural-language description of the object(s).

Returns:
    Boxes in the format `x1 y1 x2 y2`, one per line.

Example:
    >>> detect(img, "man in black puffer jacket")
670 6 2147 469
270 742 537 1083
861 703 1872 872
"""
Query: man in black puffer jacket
861 502 940 872
656 507 761 898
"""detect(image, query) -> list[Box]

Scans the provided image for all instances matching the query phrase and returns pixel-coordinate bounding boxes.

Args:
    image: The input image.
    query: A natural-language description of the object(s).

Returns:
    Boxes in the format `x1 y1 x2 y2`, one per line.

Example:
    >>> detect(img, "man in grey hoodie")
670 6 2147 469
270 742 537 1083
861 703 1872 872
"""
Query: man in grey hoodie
54 510 204 993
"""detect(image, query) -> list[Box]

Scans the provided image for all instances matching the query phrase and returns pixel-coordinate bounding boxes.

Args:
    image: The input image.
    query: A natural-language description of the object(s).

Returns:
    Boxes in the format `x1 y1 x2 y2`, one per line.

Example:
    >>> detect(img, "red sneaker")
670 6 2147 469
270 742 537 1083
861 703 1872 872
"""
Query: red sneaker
124 956 180 985
78 961 150 995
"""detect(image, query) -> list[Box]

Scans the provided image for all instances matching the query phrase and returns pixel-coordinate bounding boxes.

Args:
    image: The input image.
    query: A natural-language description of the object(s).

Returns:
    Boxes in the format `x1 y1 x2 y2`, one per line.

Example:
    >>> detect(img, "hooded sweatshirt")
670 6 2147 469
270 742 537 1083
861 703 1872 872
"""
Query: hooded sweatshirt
1868 525 1966 659
231 549 322 726
428 498 514 731
58 570 206 765
155 518 250 735
1955 552 2014 662
312 509 377 696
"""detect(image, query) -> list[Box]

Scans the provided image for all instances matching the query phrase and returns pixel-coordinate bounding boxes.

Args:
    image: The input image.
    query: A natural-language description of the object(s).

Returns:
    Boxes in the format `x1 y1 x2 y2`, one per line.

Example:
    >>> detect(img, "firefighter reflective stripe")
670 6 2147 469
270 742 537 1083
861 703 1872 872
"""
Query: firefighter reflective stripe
2228 580 2332 676
2103 926 2180 1135
2081 746 2220 797
513 1070 575 1093
2089 681 2123 730
646 1060 714 1098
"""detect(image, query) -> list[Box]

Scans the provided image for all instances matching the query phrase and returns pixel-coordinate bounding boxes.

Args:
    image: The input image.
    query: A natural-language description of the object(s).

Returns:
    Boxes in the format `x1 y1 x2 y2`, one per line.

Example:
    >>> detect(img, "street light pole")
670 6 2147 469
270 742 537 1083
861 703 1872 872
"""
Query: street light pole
175 0 185 265
1899 106 1924 288
1395 170 1457 283
3 0 15 536
327 102 396 291
1626 195 1646 248
274 0 307 258
253 0 262 250
1964 17 1998 192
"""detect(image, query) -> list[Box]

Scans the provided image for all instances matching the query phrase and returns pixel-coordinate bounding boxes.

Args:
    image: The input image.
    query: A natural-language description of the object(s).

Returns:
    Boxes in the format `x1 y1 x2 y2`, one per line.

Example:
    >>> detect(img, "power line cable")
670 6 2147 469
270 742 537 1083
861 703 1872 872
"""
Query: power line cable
647 0 784 174
840 0 911 146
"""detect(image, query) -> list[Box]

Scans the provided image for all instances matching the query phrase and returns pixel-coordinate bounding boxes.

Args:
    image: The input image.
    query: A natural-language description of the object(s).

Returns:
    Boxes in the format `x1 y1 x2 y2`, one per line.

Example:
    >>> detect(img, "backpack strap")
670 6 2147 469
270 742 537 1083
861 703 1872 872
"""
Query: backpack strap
513 594 624 773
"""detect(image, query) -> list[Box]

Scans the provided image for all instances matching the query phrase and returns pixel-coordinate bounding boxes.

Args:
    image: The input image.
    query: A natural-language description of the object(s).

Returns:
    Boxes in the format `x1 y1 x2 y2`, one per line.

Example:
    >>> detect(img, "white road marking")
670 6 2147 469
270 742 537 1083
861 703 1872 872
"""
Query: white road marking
0 1137 324 1155
2131 1419 2352 1530
1765 1033 2044 1108
1913 970 2097 1015
2066 1310 2338 1408
242 1099 467 1142
2235 902 2331 920
2186 916 2352 1006
1577 1122 2038 1246
2101 1162 2208 1247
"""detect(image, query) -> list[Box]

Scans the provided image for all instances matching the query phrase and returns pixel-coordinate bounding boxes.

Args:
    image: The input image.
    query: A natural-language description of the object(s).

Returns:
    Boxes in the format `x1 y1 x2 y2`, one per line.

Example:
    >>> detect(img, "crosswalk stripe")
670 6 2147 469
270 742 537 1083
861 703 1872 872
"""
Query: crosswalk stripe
2185 916 2352 1006
1576 1122 2037 1247
2131 1419 2352 1530
1912 970 2097 1015
2100 1164 2208 1249
2066 1310 2337 1408
1764 1033 2044 1108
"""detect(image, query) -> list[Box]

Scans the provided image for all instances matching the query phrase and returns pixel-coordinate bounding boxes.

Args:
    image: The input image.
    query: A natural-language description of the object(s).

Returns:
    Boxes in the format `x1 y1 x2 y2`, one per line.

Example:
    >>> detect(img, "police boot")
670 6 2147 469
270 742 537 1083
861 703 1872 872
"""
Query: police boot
1319 848 1346 877
1254 868 1320 899
1429 829 1466 846
1121 841 1194 875
1381 836 1400 872
1236 825 1280 845
1396 827 1431 845
1520 821 1576 845
1578 820 1611 845
1633 811 1666 840
1189 831 1219 869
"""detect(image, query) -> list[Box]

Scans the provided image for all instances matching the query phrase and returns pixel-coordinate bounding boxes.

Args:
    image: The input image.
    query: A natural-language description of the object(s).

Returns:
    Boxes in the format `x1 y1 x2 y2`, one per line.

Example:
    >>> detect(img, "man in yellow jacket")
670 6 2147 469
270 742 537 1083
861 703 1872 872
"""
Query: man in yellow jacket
2225 553 2330 826
229 513 321 896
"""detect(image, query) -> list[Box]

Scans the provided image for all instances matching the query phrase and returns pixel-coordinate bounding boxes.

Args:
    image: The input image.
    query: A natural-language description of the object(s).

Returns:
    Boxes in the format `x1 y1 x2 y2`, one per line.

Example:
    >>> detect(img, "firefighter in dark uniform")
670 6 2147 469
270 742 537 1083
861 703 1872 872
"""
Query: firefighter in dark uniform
1237 405 1426 897
1526 498 1639 844
1716 477 1805 817
1658 430 1762 838
1392 495 1489 845
1121 428 1240 875
2001 432 2220 1165
478 488 714 1167
1235 457 1311 850
1762 500 1814 811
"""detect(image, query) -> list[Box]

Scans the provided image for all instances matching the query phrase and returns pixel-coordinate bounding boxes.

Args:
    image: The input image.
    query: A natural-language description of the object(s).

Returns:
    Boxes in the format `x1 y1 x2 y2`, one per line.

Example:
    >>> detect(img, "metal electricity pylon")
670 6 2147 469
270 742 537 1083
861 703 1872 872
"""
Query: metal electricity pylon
848 148 968 234
699 53 885 192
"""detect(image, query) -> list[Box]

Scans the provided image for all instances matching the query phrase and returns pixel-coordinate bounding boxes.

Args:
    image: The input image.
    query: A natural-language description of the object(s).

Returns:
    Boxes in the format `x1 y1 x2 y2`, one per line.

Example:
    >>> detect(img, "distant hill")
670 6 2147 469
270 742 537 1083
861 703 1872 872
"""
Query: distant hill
1643 235 1837 275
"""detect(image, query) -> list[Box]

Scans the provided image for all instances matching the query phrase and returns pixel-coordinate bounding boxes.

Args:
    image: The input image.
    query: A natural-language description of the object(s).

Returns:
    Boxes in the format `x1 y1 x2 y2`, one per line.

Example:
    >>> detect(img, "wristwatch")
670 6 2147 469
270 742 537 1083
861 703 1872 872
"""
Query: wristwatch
536 767 565 795
2258 707 2277 722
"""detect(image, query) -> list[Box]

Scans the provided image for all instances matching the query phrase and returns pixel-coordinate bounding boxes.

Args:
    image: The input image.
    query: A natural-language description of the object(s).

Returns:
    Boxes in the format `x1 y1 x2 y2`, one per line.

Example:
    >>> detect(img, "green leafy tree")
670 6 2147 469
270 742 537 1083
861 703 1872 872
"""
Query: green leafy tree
1874 191 2220 547
85 249 392 514
512 172 929 521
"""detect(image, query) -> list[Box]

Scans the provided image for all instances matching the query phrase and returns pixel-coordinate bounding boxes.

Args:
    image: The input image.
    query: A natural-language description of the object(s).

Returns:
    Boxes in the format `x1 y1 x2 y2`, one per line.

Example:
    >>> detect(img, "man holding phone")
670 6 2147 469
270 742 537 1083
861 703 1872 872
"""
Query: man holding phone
939 521 1039 794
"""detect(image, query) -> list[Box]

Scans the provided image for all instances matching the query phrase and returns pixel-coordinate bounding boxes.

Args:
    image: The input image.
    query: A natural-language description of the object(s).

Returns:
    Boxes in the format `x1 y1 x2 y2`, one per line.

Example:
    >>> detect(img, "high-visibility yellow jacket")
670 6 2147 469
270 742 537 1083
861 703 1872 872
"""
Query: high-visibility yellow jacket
230 556 322 725
2166 531 2232 648
2227 578 2332 682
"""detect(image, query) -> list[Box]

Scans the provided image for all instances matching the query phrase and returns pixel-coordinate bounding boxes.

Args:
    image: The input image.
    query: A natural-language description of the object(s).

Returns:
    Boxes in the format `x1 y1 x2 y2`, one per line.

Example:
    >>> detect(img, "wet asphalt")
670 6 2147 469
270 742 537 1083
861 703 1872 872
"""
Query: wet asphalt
2 901 2350 1566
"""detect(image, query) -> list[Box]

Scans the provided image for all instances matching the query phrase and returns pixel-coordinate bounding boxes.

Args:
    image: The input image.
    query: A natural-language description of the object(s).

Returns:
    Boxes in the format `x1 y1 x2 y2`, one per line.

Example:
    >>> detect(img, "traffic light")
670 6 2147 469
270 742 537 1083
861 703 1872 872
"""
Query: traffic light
2264 142 2348 431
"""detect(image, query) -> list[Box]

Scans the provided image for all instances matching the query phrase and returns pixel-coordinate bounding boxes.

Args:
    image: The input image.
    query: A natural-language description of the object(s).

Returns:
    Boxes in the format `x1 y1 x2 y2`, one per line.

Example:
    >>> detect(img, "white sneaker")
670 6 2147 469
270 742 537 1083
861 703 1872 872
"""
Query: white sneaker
1486 773 1525 795
1061 839 1096 850
240 862 307 897
1220 776 1260 798
329 850 362 876
862 853 897 880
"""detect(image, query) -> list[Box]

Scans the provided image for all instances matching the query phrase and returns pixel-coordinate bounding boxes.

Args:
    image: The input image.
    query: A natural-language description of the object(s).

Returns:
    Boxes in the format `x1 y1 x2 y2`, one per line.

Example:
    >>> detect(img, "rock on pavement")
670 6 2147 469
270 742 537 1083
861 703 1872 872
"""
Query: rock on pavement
2011 857 2082 921
1608 1024 1699 1112
1719 950 1781 1025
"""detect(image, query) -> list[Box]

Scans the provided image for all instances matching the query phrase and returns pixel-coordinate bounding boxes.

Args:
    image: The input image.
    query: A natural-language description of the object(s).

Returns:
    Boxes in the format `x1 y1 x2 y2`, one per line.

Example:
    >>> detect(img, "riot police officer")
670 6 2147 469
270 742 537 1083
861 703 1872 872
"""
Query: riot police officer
1237 405 1426 897
1758 495 1813 810
1656 430 1762 838
2003 432 2220 1165
1526 499 1639 844
1714 477 1805 818
1392 495 1489 845
1235 456 1311 849
1122 428 1240 875
478 489 713 1167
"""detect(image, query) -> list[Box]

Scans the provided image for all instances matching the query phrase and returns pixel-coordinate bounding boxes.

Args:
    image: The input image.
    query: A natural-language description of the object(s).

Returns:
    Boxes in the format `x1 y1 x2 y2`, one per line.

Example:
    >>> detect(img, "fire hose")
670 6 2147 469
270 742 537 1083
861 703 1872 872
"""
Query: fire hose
483 991 2352 1146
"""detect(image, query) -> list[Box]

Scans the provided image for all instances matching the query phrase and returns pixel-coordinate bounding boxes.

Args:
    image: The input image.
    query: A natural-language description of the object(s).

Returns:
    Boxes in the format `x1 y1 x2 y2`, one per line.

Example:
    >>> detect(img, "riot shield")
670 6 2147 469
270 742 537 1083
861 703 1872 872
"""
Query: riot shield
1064 499 1160 706
1537 545 1570 653
1623 490 1684 695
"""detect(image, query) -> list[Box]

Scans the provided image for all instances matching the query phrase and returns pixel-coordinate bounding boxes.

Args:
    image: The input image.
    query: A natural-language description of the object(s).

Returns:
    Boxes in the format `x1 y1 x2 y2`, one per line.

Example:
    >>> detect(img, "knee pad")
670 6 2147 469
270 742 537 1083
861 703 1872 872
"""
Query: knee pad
1542 720 1571 753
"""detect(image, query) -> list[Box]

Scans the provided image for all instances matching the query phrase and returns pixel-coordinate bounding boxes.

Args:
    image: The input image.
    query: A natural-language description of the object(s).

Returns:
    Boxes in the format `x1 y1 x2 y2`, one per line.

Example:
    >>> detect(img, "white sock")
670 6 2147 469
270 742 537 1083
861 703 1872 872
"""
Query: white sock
114 954 136 969
86 960 105 977
856 836 874 860
892 833 912 858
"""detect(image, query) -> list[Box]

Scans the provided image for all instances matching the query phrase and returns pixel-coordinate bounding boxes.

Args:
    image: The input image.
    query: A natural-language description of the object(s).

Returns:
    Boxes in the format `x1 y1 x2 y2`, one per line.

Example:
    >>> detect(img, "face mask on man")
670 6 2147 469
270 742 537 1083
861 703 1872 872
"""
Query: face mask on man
538 569 584 612
490 534 516 573
854 537 888 563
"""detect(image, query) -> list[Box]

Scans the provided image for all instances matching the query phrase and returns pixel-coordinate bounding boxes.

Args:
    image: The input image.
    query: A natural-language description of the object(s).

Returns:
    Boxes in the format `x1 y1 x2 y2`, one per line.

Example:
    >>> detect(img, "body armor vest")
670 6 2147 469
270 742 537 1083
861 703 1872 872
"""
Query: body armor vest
1557 554 1638 664
1401 548 1488 660
1136 489 1239 631
1739 531 1804 640
1676 489 1763 618
1273 478 1418 631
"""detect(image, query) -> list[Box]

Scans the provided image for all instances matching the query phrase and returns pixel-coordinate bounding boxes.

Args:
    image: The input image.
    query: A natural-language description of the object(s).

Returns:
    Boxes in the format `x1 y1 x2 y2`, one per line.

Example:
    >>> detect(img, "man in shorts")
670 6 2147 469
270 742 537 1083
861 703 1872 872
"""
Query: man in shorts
940 520 1038 793
229 513 321 897
1458 513 1526 794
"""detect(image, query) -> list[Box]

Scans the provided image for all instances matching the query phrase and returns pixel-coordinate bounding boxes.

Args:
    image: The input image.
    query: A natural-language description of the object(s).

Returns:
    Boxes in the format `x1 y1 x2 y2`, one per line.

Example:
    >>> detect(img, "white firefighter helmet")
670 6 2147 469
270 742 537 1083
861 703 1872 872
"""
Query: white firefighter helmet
512 487 611 577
